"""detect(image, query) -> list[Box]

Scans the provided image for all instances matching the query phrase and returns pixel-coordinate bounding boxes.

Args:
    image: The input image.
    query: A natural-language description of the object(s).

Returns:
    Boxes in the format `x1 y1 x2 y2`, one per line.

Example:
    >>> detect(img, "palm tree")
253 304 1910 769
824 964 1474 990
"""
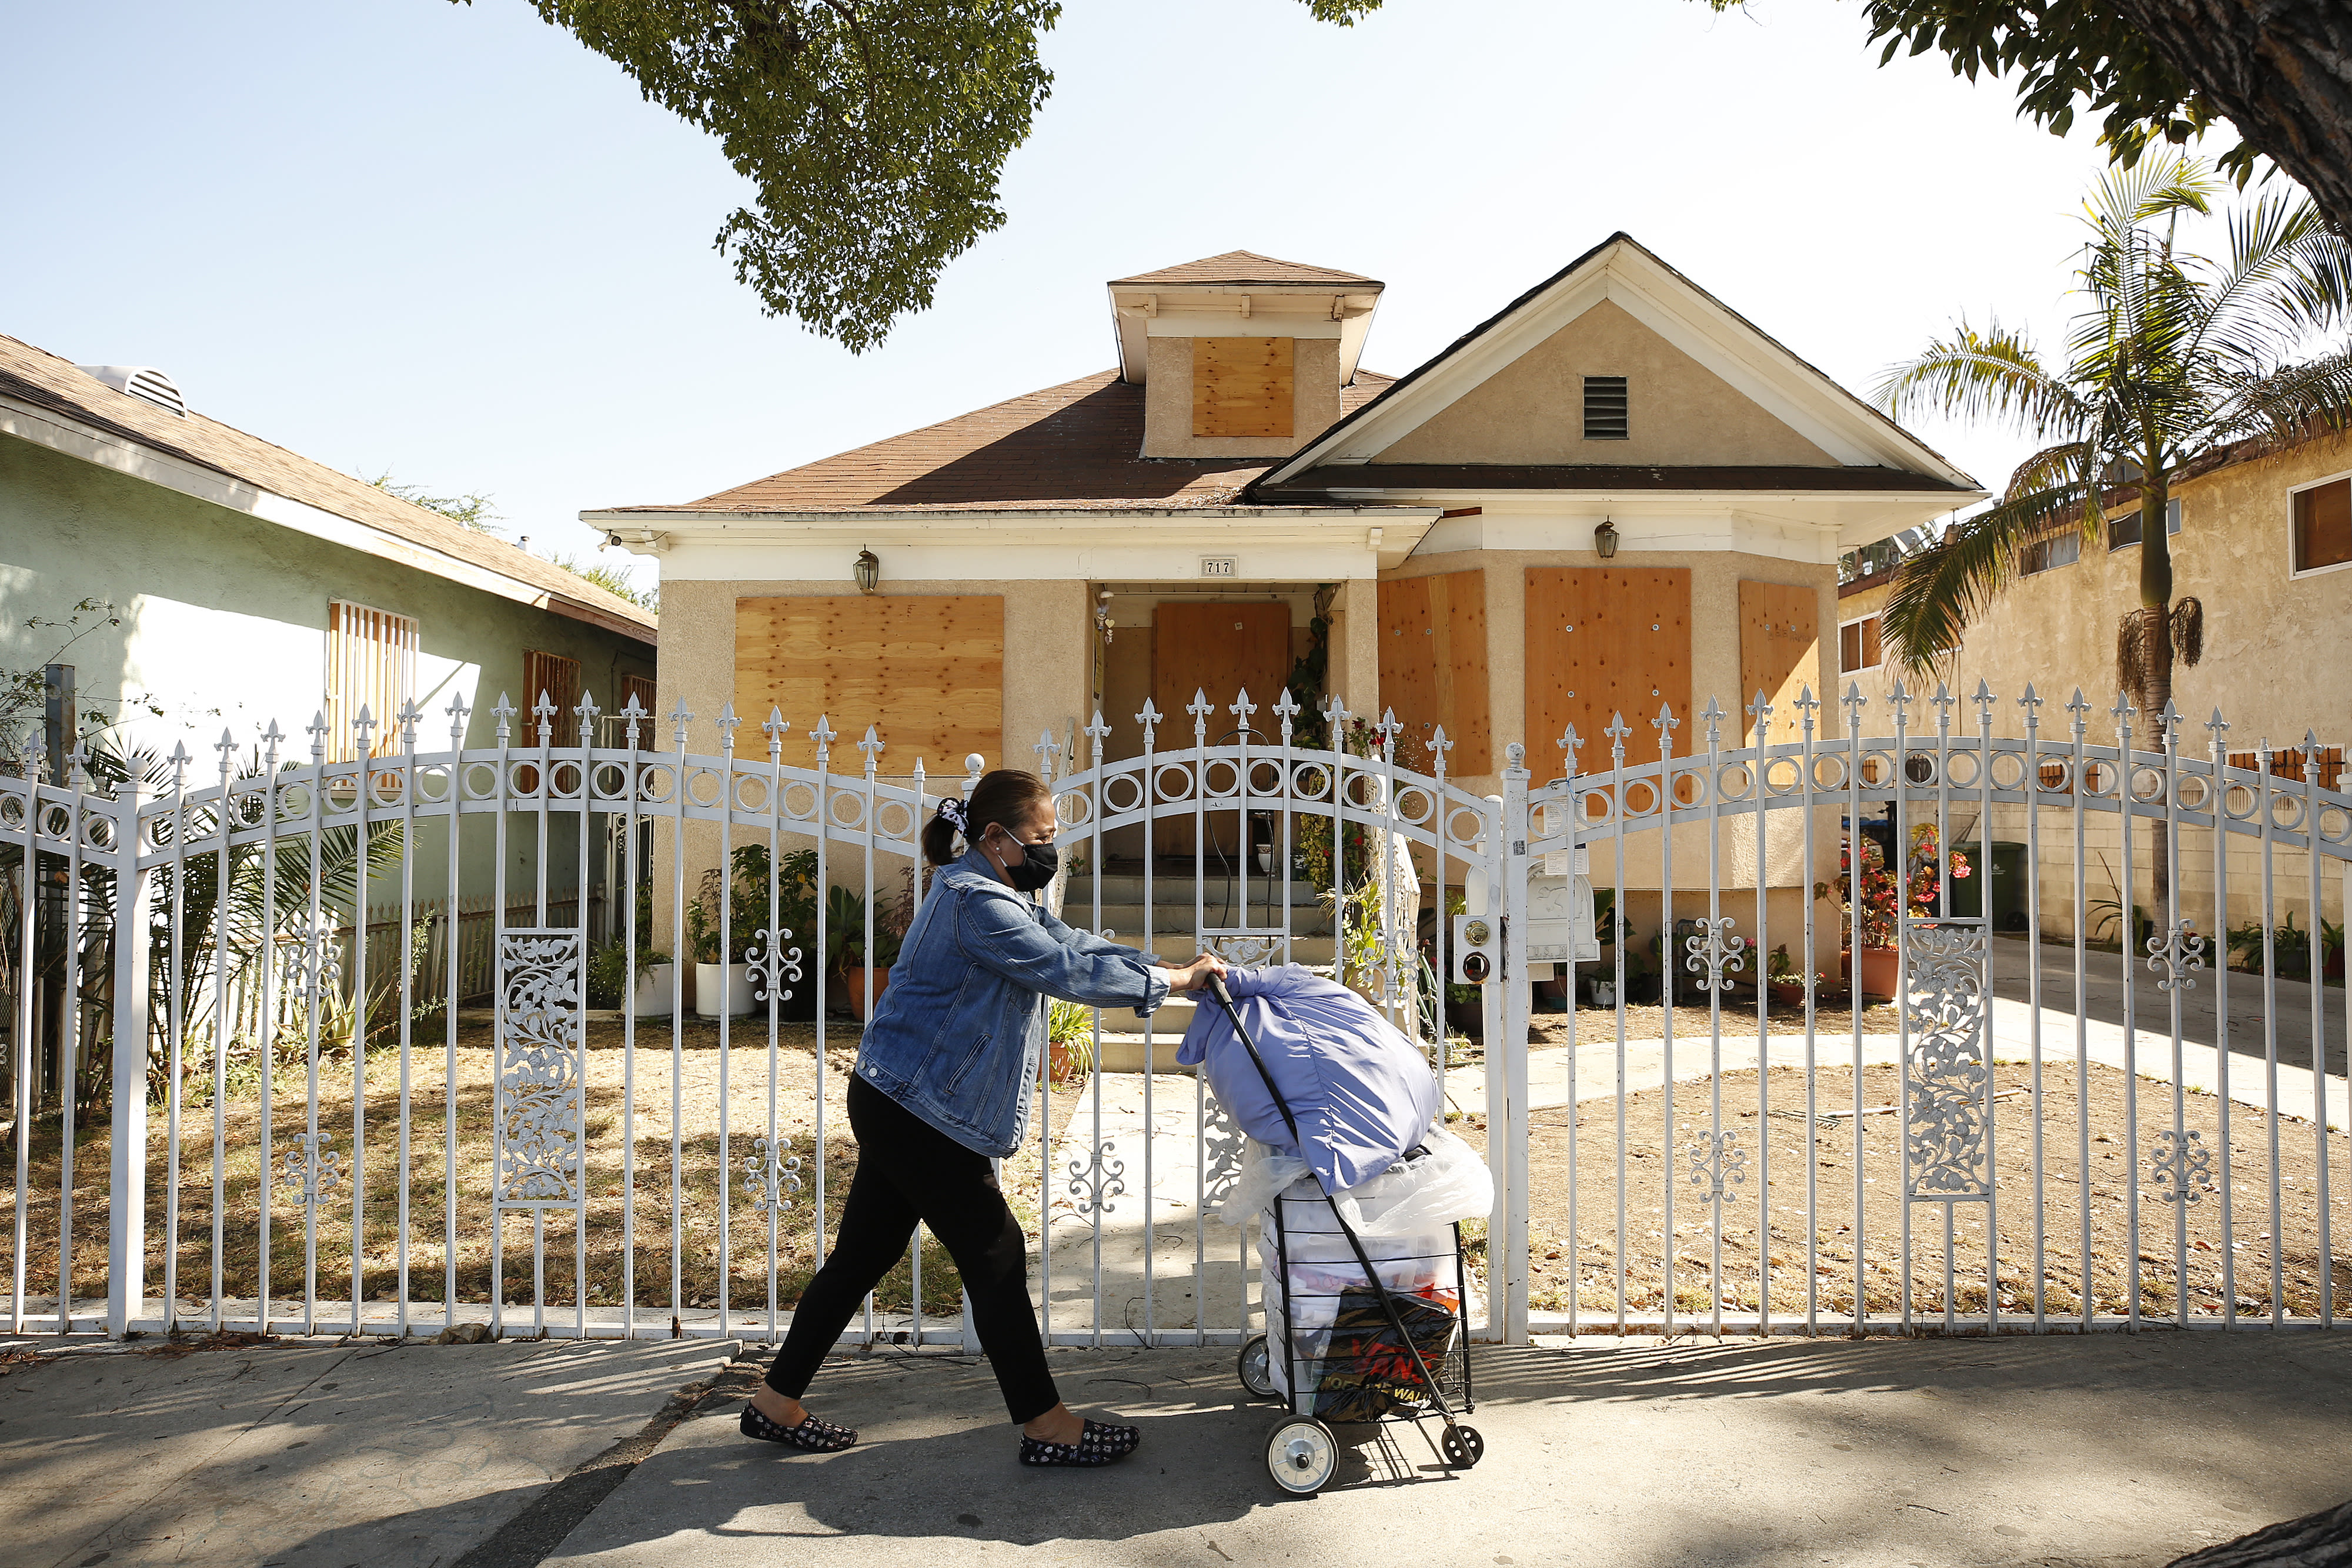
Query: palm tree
1875 156 2352 894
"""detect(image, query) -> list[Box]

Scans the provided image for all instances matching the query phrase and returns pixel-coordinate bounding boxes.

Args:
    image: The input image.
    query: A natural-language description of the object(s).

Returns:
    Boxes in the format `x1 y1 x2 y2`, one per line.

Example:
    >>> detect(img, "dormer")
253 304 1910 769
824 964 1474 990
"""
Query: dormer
1107 251 1382 459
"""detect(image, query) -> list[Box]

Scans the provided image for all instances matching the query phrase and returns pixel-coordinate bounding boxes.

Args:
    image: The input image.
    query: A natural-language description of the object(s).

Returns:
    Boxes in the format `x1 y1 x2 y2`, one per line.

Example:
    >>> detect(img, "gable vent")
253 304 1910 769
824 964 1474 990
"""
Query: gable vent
1582 375 1628 440
76 365 187 417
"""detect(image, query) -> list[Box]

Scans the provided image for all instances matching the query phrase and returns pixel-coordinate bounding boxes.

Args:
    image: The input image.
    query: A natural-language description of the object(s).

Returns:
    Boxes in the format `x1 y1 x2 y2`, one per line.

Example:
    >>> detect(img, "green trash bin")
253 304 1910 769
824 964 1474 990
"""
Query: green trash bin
1950 841 2028 931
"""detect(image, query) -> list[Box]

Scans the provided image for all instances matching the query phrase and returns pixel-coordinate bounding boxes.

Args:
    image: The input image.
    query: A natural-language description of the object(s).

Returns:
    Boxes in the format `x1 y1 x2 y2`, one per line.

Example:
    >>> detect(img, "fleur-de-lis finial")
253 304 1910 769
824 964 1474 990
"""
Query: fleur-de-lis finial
1558 723 1582 777
1321 693 1352 733
2066 687 2091 740
574 690 600 746
1887 679 1912 728
668 698 693 749
1972 678 1995 721
215 726 237 774
1031 727 1058 779
1605 710 1632 767
1084 710 1111 763
1842 683 1866 728
532 688 560 746
810 714 836 764
262 718 285 769
1699 696 1726 751
1230 687 1257 731
446 691 472 750
762 706 789 761
2159 698 2183 743
716 702 741 751
2019 682 2043 726
398 698 422 748
1272 688 1300 745
620 691 646 750
307 710 330 764
168 740 191 788
1187 688 1214 740
1793 683 1819 737
858 725 884 774
2204 705 2230 741
1136 698 1162 750
1430 724 1455 775
1375 707 1402 760
1930 681 1956 730
492 693 517 745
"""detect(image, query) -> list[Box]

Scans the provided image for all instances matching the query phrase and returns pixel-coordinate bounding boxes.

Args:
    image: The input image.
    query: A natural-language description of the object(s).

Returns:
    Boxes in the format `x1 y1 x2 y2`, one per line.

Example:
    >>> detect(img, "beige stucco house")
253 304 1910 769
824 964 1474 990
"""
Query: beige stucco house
1835 423 2352 937
589 237 1981 945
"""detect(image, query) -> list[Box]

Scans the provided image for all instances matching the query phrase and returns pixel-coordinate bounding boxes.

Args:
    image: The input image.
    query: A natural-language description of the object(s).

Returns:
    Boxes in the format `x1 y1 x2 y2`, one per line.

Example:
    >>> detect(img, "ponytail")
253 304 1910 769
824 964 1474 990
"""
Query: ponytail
923 769 1052 867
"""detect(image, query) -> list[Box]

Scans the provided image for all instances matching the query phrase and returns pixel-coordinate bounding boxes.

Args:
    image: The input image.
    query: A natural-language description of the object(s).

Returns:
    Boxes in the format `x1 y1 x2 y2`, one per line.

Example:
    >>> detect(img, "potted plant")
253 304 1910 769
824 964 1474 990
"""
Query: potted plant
687 871 756 1018
1821 838 1900 1001
827 871 913 1021
1047 998 1094 1086
1766 944 1808 1009
632 948 676 1016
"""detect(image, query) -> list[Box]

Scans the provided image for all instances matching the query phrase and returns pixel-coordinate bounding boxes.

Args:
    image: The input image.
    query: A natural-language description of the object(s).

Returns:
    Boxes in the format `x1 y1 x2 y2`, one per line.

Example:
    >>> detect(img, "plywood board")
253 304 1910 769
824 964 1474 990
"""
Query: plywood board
1152 602 1293 740
1738 580 1820 746
1379 570 1491 774
1193 337 1294 439
1524 567 1692 775
735 596 1003 771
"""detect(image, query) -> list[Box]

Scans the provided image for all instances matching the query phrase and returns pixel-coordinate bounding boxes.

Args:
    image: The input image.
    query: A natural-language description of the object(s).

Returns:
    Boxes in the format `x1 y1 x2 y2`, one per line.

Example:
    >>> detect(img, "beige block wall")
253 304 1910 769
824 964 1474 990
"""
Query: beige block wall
1838 427 2352 745
1141 336 1344 460
650 577 1091 951
1378 299 1838 468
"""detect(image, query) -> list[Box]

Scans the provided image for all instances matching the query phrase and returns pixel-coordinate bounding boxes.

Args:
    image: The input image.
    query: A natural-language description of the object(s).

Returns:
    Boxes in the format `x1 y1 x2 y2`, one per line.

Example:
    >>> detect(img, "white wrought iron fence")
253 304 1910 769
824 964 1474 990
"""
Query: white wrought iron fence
1 680 2344 1348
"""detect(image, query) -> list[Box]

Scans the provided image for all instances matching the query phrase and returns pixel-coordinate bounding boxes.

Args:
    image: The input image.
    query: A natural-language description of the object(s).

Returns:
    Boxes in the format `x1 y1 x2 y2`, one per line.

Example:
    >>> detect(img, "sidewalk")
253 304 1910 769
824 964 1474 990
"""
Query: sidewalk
537 1333 2352 1568
1 1333 735 1568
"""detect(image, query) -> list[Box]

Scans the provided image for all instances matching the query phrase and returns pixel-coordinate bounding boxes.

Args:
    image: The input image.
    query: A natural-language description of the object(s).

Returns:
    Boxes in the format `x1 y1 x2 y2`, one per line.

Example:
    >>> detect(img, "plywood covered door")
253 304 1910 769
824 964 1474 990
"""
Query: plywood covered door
736 595 1003 770
1738 580 1820 745
1524 567 1692 773
1378 570 1491 774
1152 602 1293 740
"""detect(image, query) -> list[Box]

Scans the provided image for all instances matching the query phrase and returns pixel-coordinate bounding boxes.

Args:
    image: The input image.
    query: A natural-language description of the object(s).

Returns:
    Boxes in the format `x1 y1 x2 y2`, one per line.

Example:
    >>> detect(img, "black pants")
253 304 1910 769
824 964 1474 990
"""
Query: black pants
764 1074 1060 1424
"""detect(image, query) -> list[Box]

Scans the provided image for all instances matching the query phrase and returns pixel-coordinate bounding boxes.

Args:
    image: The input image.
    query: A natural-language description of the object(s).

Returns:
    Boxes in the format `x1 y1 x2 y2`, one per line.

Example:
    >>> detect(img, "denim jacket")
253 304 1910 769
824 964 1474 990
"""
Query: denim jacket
855 850 1171 1157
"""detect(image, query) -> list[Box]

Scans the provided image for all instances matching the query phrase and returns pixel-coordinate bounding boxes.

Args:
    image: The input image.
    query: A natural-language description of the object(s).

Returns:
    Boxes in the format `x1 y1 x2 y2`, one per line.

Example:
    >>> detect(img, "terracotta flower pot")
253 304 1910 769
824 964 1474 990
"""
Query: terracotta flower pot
835 966 891 1020
1850 946 1899 1002
1768 981 1806 1008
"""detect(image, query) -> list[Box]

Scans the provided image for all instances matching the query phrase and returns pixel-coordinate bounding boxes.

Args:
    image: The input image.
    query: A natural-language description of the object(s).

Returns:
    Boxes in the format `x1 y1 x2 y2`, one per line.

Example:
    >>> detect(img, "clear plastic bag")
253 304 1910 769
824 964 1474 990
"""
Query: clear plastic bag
1220 1126 1492 1236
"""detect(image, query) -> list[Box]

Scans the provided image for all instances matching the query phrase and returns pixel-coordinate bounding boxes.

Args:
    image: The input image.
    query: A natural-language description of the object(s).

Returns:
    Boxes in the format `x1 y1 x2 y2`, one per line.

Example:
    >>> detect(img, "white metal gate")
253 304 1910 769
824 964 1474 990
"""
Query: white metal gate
1 687 1501 1345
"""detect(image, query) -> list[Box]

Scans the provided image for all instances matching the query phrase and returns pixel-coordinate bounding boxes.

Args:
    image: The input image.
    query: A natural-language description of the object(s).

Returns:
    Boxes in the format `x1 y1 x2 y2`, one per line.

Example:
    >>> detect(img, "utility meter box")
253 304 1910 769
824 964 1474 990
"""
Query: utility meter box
1525 847 1598 965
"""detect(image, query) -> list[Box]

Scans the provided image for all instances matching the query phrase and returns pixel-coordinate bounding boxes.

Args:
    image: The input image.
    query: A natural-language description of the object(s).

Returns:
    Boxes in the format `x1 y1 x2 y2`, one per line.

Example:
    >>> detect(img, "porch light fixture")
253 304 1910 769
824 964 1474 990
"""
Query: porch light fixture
1593 519 1619 559
853 547 880 594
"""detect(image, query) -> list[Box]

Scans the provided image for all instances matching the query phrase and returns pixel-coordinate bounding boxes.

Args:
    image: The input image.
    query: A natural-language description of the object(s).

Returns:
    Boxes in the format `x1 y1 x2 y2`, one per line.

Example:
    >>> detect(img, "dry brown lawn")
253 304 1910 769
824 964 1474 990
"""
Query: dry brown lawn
1464 1058 2352 1322
4 1017 1091 1322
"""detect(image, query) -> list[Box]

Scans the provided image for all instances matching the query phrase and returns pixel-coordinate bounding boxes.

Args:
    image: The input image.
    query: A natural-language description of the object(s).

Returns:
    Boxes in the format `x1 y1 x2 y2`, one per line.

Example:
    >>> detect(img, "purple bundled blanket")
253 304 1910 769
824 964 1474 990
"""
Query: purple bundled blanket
1177 965 1439 1194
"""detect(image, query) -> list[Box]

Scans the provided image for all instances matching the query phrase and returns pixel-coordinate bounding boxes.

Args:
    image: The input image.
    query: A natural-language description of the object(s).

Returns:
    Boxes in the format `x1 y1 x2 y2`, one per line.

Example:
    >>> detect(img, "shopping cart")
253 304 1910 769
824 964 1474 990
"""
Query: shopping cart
1205 975 1484 1495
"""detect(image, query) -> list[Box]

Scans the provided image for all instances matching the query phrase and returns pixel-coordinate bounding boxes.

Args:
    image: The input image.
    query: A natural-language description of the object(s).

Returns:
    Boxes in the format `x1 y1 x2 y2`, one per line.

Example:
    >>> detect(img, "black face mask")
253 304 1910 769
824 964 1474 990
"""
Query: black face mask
990 832 1060 892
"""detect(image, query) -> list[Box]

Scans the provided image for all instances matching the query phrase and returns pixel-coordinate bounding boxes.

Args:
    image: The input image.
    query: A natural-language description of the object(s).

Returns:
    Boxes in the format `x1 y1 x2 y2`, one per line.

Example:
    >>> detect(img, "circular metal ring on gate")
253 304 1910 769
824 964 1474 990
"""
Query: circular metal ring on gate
1102 773 1145 815
2034 757 2074 794
2079 759 2119 797
876 799 916 840
2269 793 2307 834
2174 772 2211 813
1713 763 1753 803
1395 786 1435 826
1054 791 1092 828
731 774 771 814
276 783 313 820
1945 750 1983 790
1987 750 2027 792
589 761 631 801
1576 787 1616 825
1154 763 1196 805
779 781 818 821
686 768 725 809
1622 777 1661 818
1809 753 1849 792
636 764 677 805
412 764 453 803
827 788 866 829
1760 756 1802 796
2318 804 2350 845
2130 765 2166 804
2220 780 2258 821
1288 761 1333 803
0 795 22 830
548 761 586 800
82 811 118 851
1445 805 1488 847
369 766 407 808
1201 758 1242 799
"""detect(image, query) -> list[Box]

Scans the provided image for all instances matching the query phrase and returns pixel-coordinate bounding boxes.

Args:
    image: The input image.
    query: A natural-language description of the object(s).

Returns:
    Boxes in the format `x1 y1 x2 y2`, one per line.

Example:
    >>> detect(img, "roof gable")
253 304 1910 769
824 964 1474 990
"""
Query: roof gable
1108 250 1380 288
1261 233 1974 489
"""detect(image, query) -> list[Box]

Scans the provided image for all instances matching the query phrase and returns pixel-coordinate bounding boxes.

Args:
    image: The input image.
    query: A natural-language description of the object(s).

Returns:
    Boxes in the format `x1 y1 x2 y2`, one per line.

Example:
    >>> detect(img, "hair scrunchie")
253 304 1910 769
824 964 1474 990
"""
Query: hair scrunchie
936 797 970 834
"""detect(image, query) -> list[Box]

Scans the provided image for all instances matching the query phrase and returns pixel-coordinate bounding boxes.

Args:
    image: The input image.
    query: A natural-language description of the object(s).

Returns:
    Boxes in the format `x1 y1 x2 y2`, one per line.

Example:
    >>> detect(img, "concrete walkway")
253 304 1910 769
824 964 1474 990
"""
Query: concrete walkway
0 1333 734 1568
539 1333 2352 1568
1452 996 2348 1129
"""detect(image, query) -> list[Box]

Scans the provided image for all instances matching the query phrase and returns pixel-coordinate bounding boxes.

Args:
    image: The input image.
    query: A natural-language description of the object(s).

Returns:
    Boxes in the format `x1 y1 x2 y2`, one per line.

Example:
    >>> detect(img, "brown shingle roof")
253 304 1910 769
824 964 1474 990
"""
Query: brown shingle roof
1108 251 1382 289
627 369 1399 514
0 333 655 640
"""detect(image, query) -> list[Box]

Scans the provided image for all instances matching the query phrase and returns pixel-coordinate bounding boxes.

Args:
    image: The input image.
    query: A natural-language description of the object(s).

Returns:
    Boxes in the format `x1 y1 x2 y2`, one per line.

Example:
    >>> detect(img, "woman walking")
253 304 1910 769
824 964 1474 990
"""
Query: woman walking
741 768 1225 1466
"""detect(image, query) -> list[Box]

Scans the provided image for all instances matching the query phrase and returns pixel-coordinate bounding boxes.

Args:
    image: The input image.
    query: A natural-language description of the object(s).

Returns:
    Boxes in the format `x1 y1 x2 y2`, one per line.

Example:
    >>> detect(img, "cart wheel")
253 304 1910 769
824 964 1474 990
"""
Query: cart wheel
1440 1423 1485 1469
1237 1335 1277 1399
1267 1417 1338 1495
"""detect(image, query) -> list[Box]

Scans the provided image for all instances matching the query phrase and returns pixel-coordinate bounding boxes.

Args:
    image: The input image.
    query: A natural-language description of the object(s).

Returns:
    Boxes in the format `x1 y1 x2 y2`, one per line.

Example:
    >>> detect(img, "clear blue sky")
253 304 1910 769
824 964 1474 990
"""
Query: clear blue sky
9 0 2193 597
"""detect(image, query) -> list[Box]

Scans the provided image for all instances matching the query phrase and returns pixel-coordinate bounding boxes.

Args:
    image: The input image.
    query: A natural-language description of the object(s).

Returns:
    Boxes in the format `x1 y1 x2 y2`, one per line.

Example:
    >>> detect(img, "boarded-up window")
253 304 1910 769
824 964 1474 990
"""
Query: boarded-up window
522 650 582 744
1738 581 1819 746
1839 614 1883 674
1524 568 1692 768
736 596 1004 771
326 601 417 760
2293 477 2352 573
1192 337 1294 439
1378 571 1491 773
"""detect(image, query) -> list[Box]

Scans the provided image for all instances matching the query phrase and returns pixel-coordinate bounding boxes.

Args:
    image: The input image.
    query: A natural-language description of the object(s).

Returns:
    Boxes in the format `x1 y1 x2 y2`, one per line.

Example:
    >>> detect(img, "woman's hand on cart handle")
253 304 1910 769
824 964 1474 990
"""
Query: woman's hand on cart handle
1160 952 1228 992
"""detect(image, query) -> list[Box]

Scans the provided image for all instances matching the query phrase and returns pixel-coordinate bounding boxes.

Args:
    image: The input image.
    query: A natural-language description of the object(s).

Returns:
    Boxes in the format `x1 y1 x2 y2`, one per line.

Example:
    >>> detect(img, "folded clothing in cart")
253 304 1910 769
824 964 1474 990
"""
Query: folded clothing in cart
1179 964 1440 1194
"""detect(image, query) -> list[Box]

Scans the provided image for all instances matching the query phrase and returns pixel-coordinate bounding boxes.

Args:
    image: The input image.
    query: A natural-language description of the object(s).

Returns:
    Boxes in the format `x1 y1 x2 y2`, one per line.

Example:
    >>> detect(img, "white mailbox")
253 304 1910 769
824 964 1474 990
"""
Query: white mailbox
1524 846 1598 965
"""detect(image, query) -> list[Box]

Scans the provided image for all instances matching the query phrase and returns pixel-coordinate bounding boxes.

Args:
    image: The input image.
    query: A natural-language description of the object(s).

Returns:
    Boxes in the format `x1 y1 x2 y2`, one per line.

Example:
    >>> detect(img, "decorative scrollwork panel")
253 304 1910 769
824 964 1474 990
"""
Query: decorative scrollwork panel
1902 920 1993 1201
496 928 586 1209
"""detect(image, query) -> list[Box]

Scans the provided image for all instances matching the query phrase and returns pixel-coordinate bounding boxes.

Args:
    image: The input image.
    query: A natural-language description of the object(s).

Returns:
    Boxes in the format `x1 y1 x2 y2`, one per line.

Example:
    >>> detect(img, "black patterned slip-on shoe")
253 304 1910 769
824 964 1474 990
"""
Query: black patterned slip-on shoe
1018 1419 1141 1467
740 1404 858 1452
